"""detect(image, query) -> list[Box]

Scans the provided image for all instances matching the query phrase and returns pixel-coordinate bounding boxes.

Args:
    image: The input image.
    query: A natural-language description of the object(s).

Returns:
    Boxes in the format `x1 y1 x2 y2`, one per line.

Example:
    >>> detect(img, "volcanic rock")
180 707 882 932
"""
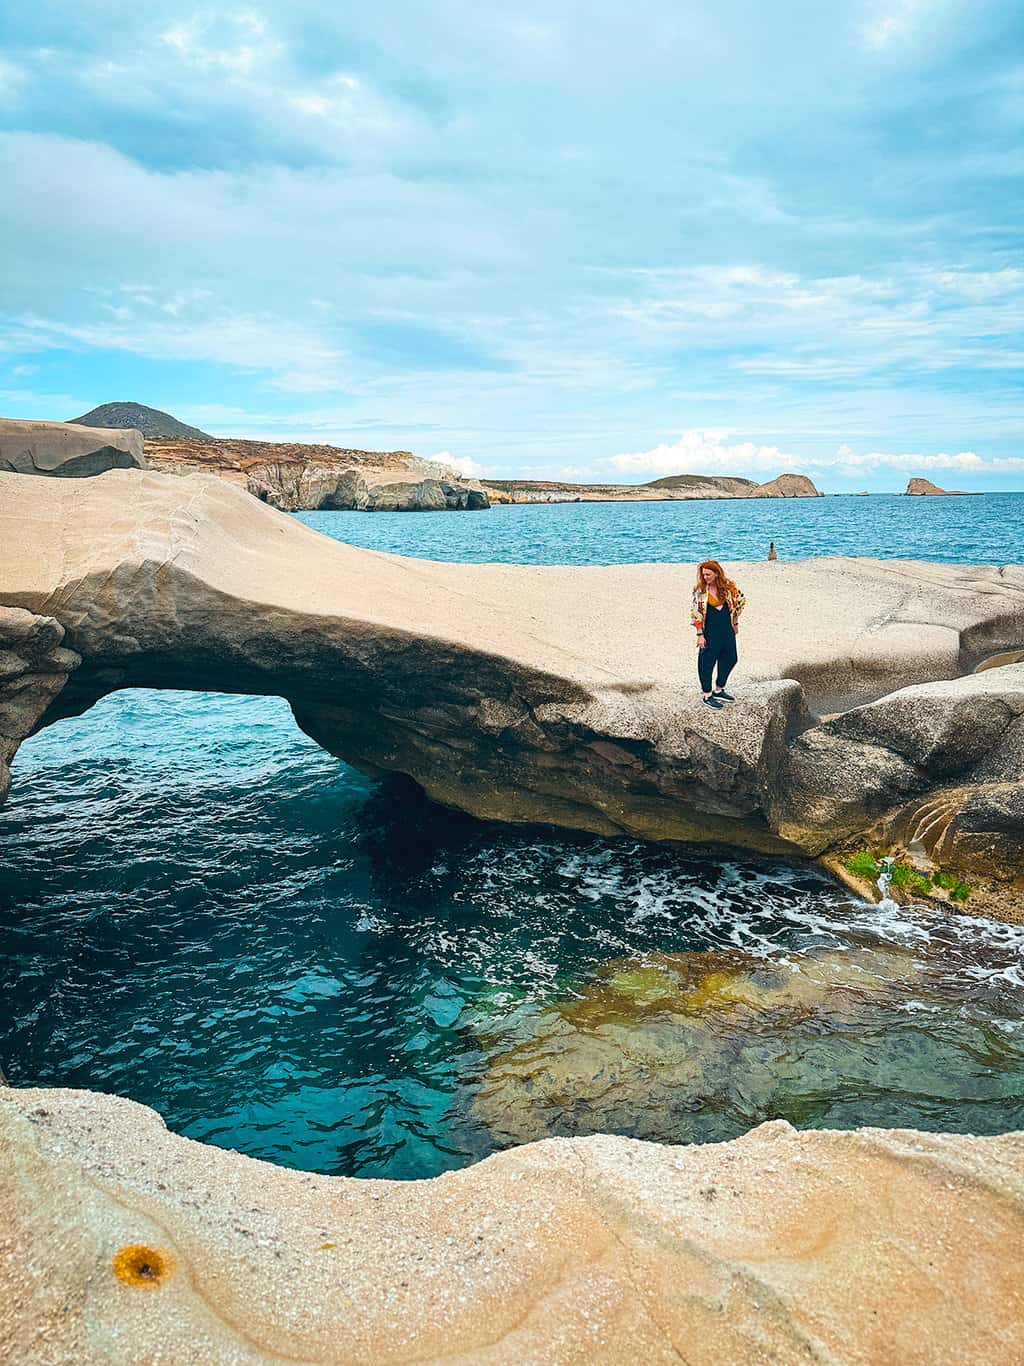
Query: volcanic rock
71 401 212 440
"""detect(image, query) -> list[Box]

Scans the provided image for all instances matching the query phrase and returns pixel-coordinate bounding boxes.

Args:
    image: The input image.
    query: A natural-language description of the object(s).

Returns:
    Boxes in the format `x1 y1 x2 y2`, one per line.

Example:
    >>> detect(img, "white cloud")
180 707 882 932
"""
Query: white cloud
608 431 1024 479
610 429 800 477
159 10 283 77
430 449 486 478
0 56 29 108
605 262 1024 380
860 0 938 50
833 445 1024 472
20 297 347 394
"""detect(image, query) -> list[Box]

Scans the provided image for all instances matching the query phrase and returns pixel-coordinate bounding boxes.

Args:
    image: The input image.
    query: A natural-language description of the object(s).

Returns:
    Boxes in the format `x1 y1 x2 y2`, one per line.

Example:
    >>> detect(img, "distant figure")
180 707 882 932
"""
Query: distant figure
690 560 746 709
768 541 778 561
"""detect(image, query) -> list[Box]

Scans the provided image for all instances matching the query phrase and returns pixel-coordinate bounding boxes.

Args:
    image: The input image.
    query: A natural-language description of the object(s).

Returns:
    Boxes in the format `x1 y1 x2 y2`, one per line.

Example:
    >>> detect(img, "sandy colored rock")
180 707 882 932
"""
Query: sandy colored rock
145 435 488 511
1 1087 1023 1364
0 606 80 805
0 468 1021 895
776 666 1024 883
906 478 976 496
750 472 822 497
0 418 145 477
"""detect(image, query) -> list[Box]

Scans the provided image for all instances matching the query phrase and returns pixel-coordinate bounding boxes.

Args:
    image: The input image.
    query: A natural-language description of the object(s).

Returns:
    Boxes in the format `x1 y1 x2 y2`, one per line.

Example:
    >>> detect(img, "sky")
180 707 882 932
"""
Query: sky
0 1 1021 491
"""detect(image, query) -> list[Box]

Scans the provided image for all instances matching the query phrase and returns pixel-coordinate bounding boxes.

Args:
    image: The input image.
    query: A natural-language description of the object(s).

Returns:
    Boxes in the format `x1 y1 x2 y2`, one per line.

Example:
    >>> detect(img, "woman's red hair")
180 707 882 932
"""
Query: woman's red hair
695 559 738 597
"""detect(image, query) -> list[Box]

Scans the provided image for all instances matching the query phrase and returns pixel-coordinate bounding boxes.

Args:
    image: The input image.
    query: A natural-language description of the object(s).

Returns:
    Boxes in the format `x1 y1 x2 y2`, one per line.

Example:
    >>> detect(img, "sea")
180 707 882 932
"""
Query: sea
1 493 1022 1178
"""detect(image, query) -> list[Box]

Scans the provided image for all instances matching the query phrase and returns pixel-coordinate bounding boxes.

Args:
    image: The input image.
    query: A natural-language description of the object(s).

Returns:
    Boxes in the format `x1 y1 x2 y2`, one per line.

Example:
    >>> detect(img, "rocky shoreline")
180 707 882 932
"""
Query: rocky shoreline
482 471 822 503
2 460 1024 1363
1 466 1021 917
3 1086 1022 1364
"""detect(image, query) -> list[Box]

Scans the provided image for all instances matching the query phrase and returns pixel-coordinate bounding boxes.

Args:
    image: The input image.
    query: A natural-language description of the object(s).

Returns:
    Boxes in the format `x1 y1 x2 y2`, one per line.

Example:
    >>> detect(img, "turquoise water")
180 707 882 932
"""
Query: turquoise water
2 496 1023 1177
298 491 1024 565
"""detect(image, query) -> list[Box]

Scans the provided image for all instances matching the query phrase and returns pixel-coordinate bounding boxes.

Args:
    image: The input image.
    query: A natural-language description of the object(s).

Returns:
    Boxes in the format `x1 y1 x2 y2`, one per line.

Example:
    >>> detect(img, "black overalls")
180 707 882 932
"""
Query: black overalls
698 600 737 693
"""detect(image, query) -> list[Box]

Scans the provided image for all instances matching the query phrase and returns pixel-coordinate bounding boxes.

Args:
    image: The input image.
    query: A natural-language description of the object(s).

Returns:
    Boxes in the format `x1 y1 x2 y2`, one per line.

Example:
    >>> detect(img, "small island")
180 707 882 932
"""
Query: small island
905 477 979 496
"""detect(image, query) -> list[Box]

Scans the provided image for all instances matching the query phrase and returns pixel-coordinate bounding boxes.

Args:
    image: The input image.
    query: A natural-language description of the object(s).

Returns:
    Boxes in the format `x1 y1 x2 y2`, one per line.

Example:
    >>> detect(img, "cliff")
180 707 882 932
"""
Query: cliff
144 436 489 511
751 473 823 498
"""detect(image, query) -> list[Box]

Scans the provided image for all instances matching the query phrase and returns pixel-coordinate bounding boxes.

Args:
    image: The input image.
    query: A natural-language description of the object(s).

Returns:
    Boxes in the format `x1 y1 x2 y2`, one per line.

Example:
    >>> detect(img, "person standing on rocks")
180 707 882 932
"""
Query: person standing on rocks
691 560 745 709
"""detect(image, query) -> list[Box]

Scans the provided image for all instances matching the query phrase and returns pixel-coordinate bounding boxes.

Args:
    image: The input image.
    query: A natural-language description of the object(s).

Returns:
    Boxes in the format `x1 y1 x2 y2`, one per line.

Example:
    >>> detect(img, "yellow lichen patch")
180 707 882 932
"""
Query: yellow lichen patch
112 1243 173 1290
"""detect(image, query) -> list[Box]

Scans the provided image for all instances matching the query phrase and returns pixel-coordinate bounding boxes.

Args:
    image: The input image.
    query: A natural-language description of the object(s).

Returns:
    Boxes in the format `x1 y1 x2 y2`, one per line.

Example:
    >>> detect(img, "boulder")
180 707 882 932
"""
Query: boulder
2 1087 1023 1365
776 667 1024 871
0 418 145 478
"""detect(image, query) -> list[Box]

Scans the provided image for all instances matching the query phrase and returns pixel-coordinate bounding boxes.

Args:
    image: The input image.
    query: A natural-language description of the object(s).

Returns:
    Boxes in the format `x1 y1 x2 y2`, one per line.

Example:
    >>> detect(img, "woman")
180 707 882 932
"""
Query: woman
690 560 745 709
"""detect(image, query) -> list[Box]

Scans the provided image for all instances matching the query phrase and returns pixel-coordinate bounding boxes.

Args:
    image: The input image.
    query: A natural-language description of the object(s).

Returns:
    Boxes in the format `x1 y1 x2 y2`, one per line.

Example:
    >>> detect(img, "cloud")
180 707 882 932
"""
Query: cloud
430 449 486 477
833 445 1024 472
0 3 1021 483
19 291 347 393
610 430 802 477
159 10 285 77
0 56 29 108
608 431 1024 480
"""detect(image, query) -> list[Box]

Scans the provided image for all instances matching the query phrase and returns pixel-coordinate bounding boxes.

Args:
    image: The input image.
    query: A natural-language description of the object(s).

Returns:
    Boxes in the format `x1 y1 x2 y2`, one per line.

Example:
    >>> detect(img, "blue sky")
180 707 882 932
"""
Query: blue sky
0 1 1021 490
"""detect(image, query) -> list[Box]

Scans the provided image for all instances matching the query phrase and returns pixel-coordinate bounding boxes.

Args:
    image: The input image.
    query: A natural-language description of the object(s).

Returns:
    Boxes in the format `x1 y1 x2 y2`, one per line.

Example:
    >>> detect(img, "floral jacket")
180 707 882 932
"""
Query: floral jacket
690 584 745 645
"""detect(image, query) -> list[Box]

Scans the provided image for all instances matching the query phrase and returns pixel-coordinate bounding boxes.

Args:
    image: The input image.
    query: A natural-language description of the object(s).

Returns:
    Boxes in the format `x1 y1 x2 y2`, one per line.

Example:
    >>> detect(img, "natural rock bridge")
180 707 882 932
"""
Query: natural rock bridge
1 469 1022 900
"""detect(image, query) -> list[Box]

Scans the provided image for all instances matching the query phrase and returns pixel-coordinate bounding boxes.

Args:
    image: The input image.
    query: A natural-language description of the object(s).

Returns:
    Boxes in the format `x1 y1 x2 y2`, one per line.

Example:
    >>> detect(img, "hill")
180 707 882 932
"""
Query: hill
70 402 212 440
645 474 758 493
905 478 977 496
481 471 822 504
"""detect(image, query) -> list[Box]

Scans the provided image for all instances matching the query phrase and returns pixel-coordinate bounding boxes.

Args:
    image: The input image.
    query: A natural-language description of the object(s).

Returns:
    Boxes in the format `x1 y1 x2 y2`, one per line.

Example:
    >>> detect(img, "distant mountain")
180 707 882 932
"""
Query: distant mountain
70 402 212 440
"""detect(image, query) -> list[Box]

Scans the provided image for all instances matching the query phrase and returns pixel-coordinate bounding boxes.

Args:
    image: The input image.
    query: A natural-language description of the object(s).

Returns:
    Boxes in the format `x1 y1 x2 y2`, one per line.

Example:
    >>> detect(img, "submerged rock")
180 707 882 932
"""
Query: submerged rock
472 946 925 1146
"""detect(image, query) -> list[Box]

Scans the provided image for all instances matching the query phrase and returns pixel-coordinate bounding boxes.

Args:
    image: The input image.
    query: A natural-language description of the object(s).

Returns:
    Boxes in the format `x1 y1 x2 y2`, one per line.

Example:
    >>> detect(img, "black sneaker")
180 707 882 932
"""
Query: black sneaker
702 694 723 709
714 689 735 702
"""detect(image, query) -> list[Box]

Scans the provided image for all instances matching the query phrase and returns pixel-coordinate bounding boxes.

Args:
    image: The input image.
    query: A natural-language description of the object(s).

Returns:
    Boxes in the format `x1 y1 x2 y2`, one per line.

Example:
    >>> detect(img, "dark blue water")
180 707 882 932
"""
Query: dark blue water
2 497 1023 1178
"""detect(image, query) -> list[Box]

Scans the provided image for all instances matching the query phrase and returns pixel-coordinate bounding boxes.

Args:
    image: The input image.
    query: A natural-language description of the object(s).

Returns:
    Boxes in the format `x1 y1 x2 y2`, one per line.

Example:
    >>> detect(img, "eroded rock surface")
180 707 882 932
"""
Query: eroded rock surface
0 606 80 805
775 667 1024 907
0 418 145 477
0 469 1021 893
1 1087 1022 1364
145 435 489 511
